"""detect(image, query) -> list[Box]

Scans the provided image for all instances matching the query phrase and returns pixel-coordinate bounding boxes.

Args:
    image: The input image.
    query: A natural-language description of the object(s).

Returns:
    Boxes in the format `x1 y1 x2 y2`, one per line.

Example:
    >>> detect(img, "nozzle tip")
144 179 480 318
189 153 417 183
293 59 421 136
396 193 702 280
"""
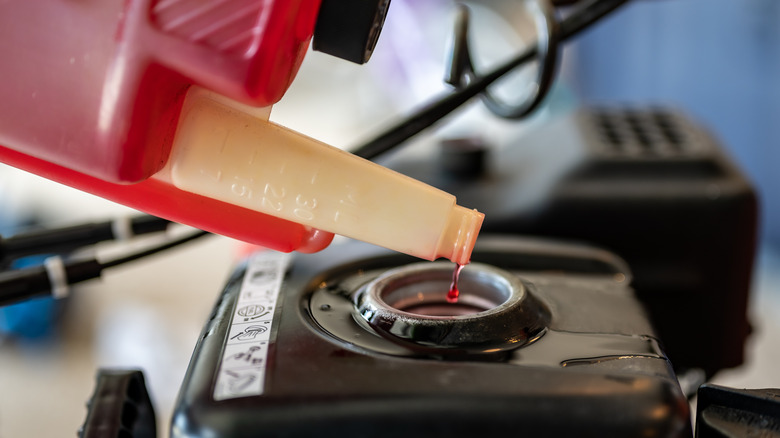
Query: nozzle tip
437 206 484 265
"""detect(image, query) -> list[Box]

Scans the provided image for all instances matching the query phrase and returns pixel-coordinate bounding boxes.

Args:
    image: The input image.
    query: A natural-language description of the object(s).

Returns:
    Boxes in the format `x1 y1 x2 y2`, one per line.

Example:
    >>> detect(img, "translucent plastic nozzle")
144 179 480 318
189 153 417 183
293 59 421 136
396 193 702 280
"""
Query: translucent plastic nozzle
159 87 484 264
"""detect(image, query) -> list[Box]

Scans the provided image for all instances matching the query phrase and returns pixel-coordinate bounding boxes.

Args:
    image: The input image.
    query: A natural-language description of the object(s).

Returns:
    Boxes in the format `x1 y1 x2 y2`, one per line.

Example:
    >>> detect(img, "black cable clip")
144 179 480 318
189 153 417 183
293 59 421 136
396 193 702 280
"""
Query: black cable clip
79 369 157 438
445 0 560 119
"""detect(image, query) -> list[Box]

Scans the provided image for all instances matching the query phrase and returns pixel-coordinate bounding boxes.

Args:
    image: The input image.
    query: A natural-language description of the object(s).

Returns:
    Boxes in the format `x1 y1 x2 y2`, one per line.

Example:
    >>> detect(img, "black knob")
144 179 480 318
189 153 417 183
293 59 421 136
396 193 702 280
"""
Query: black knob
313 0 392 64
439 137 488 179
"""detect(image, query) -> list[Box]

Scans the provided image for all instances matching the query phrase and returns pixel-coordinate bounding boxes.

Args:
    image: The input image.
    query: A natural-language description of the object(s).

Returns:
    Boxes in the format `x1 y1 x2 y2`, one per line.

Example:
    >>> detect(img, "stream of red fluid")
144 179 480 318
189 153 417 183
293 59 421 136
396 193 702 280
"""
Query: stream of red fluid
447 263 465 303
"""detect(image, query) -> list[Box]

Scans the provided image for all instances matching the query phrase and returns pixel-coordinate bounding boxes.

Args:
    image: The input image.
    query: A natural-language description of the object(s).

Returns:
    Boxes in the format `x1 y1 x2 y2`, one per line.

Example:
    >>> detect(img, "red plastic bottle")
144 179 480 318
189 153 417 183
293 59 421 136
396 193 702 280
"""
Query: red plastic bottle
0 0 335 252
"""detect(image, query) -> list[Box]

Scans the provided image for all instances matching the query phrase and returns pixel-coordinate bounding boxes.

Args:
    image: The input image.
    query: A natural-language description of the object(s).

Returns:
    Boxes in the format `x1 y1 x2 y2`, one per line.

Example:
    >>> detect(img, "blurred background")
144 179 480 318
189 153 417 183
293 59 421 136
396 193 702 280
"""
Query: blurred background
0 0 778 436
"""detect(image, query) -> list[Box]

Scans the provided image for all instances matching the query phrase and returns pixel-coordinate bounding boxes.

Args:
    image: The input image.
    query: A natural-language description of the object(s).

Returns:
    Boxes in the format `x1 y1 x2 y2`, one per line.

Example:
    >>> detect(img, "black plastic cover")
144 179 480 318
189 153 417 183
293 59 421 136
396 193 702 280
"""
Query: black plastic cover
172 237 691 437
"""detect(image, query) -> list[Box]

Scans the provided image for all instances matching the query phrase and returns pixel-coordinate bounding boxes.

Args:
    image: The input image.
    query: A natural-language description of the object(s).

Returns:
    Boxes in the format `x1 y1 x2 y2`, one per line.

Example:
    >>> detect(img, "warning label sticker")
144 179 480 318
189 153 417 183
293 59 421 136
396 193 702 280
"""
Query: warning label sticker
213 251 291 401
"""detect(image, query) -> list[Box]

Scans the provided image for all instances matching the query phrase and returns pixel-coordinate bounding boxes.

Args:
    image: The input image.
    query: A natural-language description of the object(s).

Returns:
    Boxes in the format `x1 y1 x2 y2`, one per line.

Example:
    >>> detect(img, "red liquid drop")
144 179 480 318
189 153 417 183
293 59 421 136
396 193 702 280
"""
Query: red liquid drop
447 263 465 303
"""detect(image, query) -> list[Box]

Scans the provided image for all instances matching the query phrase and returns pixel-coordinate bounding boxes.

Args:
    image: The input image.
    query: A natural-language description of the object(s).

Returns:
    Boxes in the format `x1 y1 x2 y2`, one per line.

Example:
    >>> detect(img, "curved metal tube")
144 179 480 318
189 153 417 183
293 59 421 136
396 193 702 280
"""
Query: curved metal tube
446 0 560 119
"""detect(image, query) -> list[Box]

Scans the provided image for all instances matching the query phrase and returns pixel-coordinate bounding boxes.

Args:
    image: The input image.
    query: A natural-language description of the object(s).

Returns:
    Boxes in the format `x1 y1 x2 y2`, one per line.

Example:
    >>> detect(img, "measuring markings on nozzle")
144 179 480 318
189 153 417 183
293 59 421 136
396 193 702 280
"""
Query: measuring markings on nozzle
213 251 291 401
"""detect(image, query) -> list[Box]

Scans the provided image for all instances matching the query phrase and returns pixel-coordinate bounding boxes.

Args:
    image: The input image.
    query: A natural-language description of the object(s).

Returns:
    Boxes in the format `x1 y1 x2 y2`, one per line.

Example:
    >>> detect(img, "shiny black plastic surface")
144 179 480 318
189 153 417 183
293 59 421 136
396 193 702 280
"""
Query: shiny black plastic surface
172 237 691 437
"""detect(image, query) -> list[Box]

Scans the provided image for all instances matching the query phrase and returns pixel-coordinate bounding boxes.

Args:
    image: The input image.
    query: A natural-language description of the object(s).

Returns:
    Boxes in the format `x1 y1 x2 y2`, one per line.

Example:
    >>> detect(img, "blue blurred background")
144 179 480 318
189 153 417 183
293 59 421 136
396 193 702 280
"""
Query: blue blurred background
566 0 780 245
